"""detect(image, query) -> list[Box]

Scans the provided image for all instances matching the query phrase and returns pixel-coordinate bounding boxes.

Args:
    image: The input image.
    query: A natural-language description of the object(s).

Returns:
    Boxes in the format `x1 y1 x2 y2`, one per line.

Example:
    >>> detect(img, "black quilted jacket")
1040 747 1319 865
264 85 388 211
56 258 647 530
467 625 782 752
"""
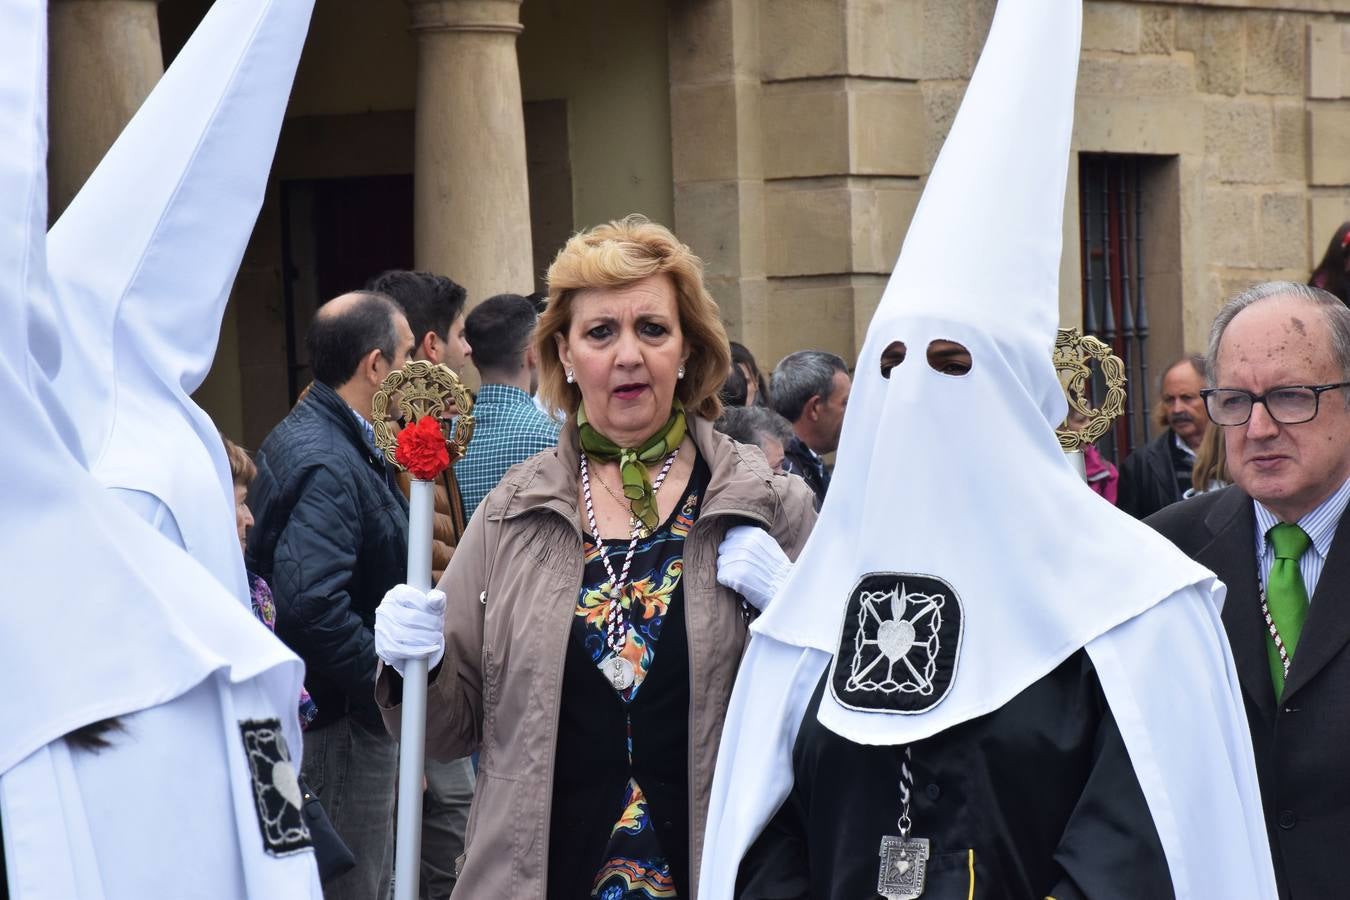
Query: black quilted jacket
246 380 409 729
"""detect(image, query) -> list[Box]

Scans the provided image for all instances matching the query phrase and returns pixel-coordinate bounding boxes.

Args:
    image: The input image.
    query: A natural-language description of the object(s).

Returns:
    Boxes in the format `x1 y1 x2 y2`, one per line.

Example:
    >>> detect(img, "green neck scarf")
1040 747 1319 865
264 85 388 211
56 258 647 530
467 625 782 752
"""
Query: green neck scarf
578 400 687 531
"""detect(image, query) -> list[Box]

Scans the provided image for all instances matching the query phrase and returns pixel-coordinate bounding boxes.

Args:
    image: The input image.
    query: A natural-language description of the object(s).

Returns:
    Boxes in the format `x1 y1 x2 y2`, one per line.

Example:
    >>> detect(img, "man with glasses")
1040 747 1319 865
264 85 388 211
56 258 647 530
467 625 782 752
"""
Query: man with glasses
1148 281 1350 899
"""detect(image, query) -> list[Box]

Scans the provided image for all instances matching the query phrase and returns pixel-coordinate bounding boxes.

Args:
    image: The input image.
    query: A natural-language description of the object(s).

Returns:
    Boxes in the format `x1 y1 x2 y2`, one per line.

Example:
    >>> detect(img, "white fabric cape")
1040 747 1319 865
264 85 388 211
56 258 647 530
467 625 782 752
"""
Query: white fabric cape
0 0 319 895
699 1 1276 897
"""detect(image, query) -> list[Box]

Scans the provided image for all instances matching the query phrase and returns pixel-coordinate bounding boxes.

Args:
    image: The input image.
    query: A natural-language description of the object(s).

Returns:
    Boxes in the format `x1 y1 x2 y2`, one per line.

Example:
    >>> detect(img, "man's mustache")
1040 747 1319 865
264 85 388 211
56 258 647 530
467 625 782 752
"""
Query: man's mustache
1170 412 1195 425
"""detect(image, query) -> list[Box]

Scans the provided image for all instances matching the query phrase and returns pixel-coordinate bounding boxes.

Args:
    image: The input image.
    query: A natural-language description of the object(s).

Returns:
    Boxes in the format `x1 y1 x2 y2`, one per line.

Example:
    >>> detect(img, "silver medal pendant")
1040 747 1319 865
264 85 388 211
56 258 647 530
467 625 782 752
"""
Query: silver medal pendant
600 656 636 691
877 835 930 900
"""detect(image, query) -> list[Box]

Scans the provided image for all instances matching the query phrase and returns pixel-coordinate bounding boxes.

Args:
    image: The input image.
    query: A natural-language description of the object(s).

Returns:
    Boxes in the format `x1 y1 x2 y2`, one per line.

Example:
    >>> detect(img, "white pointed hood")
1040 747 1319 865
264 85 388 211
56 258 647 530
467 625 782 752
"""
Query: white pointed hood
0 0 302 777
47 0 315 602
752 0 1214 746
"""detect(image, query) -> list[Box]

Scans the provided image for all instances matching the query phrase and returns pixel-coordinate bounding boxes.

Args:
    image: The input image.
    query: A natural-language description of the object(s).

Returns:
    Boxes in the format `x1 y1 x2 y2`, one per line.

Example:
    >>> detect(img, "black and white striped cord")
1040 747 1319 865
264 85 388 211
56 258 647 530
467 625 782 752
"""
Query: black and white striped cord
897 745 914 840
1258 585 1292 678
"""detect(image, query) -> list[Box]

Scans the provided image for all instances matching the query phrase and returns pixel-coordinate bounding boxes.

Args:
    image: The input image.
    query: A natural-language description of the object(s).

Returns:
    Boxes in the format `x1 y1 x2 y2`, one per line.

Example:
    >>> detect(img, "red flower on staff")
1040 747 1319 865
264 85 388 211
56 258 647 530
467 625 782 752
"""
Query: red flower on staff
395 416 450 482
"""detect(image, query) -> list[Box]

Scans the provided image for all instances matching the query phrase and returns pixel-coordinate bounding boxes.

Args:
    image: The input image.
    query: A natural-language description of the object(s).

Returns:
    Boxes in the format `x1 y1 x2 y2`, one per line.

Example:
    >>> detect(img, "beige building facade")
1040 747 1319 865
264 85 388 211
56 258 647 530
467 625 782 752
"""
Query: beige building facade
46 0 1350 453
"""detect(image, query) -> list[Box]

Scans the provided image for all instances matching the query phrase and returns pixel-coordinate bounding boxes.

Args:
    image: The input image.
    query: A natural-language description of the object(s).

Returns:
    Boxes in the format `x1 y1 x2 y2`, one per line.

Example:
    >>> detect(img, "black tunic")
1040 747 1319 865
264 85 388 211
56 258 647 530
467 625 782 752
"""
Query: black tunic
736 650 1174 900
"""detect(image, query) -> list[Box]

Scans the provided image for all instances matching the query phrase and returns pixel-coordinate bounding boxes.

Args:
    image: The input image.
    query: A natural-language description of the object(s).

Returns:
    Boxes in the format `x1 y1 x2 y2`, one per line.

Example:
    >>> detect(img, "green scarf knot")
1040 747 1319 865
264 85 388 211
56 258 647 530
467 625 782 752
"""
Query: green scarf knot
578 401 687 530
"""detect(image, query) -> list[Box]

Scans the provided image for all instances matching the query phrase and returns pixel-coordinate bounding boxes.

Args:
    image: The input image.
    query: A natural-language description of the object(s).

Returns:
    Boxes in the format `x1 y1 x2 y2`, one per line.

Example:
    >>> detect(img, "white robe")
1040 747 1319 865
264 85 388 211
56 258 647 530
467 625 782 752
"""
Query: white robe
3 675 322 900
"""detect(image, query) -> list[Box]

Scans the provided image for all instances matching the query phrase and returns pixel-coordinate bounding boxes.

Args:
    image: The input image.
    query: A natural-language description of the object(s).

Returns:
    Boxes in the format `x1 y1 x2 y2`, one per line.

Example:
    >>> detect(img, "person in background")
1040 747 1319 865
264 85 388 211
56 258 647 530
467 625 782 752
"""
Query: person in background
1064 407 1119 504
367 269 471 583
730 341 768 407
455 292 561 523
715 405 796 473
769 350 851 509
1117 355 1209 518
364 270 477 899
1309 221 1350 308
372 216 817 898
718 360 749 408
246 291 415 900
1185 424 1230 499
223 434 319 729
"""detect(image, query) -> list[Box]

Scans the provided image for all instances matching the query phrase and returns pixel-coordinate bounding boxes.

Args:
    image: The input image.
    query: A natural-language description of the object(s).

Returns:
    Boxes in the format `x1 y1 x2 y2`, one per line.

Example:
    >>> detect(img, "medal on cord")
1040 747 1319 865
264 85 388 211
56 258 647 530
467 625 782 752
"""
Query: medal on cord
580 448 679 692
878 745 930 900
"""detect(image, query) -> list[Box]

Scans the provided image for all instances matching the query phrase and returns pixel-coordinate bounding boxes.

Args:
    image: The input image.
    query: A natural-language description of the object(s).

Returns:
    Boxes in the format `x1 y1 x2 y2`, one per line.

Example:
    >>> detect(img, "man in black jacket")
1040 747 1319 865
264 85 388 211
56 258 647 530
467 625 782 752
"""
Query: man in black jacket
1147 282 1350 899
770 349 851 509
1118 354 1209 518
247 290 415 900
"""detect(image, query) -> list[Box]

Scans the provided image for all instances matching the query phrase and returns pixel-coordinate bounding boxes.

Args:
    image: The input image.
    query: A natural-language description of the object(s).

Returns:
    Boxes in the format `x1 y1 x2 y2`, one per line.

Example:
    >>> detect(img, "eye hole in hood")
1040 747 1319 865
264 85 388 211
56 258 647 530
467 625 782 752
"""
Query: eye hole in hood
927 340 972 377
879 341 907 379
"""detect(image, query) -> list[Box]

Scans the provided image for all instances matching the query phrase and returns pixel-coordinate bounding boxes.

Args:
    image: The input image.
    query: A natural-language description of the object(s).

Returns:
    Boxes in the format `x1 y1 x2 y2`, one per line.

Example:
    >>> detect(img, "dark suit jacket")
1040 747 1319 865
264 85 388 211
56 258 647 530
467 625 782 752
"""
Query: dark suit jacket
1118 429 1184 519
1148 486 1350 900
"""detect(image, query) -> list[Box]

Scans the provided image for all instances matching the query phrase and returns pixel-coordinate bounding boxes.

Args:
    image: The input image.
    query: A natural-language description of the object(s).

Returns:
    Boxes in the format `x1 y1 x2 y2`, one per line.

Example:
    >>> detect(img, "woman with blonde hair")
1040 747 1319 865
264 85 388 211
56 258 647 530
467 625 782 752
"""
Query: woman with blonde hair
373 216 817 898
1185 421 1230 498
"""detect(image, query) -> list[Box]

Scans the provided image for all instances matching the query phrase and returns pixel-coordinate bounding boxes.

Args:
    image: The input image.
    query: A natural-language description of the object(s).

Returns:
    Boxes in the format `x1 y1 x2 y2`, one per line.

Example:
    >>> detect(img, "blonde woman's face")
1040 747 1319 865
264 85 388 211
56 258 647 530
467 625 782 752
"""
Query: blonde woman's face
556 273 689 446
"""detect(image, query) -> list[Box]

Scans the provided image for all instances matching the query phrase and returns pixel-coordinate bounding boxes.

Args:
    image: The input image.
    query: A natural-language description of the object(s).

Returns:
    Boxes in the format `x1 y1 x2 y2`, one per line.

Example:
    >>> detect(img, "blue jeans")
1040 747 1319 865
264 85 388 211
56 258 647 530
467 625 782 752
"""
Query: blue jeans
303 715 397 900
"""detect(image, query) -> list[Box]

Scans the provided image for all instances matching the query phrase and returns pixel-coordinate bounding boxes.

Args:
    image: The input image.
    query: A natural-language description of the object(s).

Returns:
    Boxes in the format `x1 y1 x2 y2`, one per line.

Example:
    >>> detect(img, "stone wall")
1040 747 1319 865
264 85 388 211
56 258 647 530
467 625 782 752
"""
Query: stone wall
672 0 1350 375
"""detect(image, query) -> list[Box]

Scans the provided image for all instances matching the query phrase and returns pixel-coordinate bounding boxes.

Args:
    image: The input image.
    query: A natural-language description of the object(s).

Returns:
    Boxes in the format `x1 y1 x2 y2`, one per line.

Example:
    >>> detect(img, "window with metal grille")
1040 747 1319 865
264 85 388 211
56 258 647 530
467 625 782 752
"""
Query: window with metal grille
1079 154 1153 465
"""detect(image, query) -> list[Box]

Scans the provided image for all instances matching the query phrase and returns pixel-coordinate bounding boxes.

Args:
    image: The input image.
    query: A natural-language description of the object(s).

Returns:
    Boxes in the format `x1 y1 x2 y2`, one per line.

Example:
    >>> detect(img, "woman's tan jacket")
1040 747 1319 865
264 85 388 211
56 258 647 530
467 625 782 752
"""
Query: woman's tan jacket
378 415 817 898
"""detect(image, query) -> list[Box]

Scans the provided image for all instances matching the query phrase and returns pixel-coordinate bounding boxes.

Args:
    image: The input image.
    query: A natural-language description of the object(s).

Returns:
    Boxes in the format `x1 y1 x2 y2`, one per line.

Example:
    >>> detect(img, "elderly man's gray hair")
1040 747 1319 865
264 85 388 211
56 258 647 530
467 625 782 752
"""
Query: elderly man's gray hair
770 350 849 423
715 405 796 449
1207 281 1350 391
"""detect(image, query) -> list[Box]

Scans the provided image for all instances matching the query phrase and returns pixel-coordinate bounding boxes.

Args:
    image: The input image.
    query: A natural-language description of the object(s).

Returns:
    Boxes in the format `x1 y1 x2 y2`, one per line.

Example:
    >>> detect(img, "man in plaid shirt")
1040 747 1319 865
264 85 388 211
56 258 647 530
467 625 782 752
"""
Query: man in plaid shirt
456 293 561 522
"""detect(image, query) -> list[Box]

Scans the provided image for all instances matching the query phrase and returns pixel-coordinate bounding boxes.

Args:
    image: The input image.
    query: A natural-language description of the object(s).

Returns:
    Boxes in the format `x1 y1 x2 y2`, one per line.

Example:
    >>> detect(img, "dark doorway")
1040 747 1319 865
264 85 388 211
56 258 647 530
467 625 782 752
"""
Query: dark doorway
280 174 414 403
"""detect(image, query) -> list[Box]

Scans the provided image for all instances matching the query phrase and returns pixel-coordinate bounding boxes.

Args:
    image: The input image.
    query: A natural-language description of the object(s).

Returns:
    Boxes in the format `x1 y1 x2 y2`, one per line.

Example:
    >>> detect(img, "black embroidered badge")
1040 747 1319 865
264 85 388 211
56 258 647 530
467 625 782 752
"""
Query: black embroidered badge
239 718 312 856
829 572 963 714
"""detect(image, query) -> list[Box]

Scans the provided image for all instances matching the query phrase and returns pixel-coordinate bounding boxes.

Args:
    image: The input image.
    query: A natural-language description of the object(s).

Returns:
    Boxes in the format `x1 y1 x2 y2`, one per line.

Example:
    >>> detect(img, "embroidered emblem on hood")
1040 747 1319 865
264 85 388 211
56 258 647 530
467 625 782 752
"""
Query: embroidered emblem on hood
240 718 313 856
829 572 963 714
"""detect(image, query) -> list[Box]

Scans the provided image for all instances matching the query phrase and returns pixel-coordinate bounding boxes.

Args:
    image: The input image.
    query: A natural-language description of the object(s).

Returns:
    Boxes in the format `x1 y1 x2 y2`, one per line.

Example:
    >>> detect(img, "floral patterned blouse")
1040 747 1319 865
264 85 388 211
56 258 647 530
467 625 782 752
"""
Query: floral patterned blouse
548 457 710 900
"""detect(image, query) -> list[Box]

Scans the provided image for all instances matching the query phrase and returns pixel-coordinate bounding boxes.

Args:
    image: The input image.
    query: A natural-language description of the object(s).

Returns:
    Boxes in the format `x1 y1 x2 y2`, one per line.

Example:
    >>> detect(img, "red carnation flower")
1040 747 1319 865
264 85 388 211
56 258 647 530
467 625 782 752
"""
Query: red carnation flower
395 415 450 482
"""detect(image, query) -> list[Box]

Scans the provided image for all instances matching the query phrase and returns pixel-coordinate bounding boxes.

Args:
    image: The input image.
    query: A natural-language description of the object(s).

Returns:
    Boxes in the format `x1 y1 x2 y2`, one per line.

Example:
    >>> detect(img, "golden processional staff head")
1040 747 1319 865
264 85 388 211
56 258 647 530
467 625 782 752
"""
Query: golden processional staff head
371 360 475 478
1053 326 1126 454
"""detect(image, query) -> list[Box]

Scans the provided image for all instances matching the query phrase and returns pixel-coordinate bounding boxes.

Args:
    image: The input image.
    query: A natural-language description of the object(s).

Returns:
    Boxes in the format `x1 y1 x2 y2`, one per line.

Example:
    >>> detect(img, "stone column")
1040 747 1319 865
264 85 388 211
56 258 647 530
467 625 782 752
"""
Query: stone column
48 0 164 220
669 0 768 355
406 0 533 301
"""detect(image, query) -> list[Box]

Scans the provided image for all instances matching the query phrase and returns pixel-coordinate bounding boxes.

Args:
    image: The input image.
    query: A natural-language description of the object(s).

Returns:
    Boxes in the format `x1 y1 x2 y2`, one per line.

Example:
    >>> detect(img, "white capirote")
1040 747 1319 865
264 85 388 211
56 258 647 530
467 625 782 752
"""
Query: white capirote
1 1 321 896
46 0 315 606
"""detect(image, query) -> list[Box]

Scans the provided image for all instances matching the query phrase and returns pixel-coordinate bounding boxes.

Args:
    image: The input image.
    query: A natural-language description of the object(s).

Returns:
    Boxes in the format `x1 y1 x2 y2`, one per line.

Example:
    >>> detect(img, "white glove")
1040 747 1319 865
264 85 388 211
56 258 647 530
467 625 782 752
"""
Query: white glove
375 584 447 677
717 525 792 611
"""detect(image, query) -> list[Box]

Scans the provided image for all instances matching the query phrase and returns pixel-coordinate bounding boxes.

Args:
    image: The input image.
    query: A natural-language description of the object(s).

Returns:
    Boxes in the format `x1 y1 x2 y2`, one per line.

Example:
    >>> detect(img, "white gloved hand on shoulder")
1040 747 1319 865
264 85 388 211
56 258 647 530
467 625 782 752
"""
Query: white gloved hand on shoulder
716 525 792 611
374 584 447 677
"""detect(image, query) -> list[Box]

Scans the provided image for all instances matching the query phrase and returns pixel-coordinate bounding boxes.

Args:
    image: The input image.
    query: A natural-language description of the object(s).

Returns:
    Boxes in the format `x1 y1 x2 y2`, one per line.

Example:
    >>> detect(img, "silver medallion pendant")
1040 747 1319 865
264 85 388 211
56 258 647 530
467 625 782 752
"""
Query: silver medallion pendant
877 835 930 900
600 656 636 691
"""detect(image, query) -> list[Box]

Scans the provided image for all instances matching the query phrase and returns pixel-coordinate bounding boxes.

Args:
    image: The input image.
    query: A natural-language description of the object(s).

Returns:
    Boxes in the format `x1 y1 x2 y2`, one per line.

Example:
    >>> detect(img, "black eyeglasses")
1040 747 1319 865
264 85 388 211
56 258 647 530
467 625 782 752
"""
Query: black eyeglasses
1200 382 1350 426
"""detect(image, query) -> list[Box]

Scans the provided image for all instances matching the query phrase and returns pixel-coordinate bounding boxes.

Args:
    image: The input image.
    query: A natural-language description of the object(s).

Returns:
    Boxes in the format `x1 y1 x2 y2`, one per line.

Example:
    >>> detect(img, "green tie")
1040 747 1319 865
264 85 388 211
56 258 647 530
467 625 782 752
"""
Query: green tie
1265 523 1312 698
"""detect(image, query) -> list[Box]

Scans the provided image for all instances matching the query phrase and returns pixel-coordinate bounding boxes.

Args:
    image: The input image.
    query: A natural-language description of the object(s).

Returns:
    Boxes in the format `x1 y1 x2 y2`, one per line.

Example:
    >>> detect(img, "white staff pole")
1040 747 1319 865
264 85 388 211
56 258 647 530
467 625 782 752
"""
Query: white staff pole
394 477 435 900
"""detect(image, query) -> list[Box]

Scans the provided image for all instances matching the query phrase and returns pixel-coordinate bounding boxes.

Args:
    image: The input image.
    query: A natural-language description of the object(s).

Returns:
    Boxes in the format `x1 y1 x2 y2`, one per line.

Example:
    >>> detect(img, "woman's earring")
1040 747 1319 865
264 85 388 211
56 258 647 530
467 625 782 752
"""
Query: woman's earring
566 369 575 384
677 365 685 380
